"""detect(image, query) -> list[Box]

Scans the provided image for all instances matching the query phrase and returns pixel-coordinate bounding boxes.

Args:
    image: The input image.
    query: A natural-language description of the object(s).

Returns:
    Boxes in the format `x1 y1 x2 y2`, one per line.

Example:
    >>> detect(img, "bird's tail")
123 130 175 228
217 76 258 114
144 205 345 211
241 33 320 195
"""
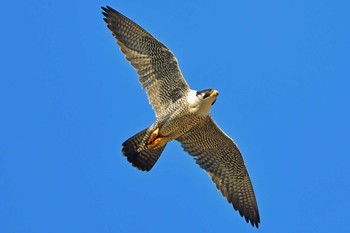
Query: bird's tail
122 128 166 171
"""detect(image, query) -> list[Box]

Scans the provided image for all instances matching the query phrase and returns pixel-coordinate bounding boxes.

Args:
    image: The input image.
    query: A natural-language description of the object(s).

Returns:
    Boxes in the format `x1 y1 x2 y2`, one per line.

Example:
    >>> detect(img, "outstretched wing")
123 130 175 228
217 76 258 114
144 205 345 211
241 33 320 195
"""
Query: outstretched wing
102 6 190 117
176 116 260 228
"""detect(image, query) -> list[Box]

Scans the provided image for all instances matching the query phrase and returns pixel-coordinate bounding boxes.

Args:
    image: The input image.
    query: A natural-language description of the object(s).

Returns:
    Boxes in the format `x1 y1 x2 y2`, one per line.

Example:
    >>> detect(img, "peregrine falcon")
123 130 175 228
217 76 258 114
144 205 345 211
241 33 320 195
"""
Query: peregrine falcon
102 6 260 228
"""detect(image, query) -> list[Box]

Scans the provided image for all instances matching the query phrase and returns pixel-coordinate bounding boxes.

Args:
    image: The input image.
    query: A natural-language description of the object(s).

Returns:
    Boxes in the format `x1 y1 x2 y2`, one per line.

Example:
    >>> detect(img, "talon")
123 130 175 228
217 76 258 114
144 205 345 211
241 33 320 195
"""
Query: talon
147 137 163 148
148 128 159 145
147 128 169 148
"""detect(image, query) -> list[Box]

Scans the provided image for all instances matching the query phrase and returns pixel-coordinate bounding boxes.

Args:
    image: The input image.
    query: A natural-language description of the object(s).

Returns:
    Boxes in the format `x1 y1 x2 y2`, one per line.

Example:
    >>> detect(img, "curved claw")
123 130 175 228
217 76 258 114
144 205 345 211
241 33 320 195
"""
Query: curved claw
147 128 159 145
148 138 163 148
147 128 168 148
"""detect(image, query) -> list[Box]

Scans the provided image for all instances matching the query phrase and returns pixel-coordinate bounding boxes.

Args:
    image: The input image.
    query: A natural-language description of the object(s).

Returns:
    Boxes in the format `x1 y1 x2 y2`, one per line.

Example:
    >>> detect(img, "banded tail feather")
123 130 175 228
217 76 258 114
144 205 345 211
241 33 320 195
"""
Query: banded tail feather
122 129 166 171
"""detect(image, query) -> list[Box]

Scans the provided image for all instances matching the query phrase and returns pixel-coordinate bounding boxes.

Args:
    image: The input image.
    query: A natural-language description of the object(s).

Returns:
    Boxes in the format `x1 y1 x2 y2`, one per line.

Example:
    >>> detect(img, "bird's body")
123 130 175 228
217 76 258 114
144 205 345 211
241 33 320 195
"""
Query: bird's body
146 89 218 144
102 6 260 228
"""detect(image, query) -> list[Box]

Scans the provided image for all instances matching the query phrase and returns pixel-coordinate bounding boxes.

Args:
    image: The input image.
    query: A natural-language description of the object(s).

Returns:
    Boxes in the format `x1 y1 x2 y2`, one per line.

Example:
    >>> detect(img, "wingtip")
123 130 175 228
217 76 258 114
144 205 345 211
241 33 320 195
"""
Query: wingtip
101 5 118 14
244 214 260 228
248 212 260 228
101 5 111 11
248 213 260 228
101 5 111 16
234 203 260 228
101 6 109 21
101 6 110 15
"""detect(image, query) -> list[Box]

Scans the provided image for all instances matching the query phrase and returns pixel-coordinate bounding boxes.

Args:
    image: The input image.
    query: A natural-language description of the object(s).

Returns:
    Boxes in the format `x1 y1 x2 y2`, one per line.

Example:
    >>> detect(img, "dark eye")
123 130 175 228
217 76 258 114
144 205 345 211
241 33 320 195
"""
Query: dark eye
203 92 211 99
196 89 212 98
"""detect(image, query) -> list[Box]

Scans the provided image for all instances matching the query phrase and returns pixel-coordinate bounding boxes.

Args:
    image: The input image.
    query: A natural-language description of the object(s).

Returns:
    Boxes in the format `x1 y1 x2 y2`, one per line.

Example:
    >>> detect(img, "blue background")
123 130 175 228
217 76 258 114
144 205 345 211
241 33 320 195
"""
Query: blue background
1 0 349 232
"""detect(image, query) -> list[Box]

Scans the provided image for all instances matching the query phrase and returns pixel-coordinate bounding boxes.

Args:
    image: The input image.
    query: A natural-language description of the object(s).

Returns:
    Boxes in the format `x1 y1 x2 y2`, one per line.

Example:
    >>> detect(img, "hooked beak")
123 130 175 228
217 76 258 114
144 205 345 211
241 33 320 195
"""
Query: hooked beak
210 90 219 106
210 90 219 97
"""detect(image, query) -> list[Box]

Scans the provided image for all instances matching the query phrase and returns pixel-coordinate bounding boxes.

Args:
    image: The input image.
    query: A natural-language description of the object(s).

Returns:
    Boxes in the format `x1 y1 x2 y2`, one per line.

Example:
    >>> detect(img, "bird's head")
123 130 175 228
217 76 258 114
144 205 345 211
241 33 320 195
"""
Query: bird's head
196 89 219 106
188 89 219 116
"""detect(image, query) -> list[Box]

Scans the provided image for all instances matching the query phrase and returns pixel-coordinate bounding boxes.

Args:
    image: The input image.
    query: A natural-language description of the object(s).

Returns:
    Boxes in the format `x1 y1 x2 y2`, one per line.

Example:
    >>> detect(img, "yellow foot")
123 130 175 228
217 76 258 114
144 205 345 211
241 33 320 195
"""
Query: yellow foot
147 128 168 148
147 128 159 145
147 137 163 148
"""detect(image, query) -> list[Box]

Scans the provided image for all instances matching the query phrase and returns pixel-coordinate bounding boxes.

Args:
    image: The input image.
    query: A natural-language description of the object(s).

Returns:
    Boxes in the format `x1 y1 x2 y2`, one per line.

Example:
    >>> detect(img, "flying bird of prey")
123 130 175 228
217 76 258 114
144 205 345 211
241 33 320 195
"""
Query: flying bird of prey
102 6 260 227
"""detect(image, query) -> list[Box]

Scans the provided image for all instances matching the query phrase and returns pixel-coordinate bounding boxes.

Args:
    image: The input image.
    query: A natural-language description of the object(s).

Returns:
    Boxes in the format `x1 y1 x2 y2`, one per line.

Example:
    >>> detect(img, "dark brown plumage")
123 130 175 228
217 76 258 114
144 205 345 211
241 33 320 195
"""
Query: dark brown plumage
177 117 260 227
102 6 190 118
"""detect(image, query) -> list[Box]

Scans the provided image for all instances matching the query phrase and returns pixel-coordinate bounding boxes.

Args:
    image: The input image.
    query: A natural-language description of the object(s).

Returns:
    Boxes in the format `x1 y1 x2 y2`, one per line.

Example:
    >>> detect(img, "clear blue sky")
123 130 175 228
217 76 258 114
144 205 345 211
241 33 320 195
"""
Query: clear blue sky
1 1 349 232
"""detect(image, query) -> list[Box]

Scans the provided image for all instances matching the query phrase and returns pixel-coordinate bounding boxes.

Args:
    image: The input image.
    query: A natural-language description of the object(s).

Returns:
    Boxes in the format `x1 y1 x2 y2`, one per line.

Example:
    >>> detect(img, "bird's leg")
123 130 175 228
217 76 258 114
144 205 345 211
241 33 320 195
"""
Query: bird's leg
148 128 159 144
147 128 168 148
